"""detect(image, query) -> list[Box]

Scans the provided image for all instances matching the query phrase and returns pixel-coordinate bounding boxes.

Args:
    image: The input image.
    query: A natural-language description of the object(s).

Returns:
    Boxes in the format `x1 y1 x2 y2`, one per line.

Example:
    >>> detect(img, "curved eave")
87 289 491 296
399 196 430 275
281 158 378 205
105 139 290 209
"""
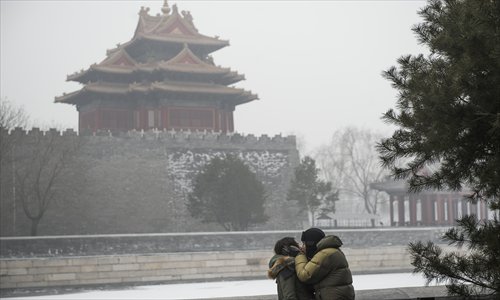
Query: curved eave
220 73 245 85
86 83 130 94
137 82 258 105
107 42 133 56
236 91 259 105
55 90 84 105
68 66 134 82
159 64 229 74
55 81 258 106
148 82 245 95
107 34 229 57
370 180 468 196
139 33 229 47
55 83 129 105
139 53 244 81
370 180 408 194
129 34 229 54
137 67 245 85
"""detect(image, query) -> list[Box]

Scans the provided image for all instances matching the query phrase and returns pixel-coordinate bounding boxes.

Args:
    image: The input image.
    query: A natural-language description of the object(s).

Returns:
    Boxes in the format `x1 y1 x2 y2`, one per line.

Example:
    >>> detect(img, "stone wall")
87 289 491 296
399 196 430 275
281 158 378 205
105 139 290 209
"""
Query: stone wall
0 246 420 289
0 129 300 236
0 228 448 258
0 250 270 289
0 229 454 290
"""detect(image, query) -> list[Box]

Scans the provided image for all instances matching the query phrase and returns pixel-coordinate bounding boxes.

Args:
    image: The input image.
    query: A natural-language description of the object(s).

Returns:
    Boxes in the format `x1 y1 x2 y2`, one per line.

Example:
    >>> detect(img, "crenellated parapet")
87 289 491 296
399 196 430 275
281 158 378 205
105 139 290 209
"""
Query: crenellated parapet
2 128 296 150
3 127 80 138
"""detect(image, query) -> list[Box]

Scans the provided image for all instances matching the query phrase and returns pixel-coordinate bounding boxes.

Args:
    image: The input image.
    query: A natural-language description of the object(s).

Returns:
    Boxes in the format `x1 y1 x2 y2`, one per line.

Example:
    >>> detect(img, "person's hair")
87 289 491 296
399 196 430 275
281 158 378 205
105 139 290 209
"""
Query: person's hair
274 237 300 255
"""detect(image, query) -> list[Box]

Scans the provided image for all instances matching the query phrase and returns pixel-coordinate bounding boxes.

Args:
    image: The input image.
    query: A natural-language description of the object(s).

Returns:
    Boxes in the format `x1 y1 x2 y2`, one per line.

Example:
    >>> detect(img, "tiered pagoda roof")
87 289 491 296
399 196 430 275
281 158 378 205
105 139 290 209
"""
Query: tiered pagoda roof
56 1 257 106
127 4 229 52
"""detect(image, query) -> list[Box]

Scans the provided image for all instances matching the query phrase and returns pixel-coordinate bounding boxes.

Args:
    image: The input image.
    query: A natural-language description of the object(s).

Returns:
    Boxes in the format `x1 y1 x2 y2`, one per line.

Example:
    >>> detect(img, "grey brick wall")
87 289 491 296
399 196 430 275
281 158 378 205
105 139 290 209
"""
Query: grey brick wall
0 247 402 289
0 244 462 290
0 228 449 258
0 129 300 236
0 229 455 290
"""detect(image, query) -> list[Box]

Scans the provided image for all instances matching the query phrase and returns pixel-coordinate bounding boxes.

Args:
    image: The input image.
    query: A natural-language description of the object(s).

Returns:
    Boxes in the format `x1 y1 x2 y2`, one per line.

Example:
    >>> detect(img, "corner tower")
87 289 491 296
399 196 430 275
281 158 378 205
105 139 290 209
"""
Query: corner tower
56 1 257 133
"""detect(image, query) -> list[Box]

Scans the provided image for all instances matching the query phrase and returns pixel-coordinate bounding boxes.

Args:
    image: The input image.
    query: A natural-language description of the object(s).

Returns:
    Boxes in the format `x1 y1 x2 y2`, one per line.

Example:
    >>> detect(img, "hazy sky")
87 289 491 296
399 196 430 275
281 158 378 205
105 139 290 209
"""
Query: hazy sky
1 0 427 153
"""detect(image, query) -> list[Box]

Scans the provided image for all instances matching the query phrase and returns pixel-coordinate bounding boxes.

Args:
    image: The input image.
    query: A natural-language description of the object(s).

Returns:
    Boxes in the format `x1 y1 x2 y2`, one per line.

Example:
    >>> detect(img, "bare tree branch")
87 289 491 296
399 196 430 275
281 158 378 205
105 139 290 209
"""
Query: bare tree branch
315 127 388 215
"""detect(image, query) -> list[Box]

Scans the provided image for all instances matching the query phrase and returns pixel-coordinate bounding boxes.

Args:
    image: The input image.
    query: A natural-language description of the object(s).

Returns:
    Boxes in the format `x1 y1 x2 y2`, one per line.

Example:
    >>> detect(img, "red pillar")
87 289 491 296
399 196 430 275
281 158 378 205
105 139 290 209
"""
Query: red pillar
214 111 220 132
421 195 428 225
96 108 101 131
436 196 444 225
447 196 454 225
451 197 458 225
78 112 82 132
161 108 167 130
389 195 394 227
140 109 146 130
481 201 489 221
229 111 234 132
398 195 405 226
461 199 468 218
155 110 160 129
409 195 417 226
471 202 478 221
221 110 227 132
424 195 434 226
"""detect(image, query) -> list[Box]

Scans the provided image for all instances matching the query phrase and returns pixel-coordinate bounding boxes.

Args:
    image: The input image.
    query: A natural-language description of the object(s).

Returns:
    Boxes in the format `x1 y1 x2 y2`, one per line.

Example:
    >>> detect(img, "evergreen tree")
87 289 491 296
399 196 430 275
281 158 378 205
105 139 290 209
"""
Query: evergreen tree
379 0 500 296
187 154 268 231
287 156 338 226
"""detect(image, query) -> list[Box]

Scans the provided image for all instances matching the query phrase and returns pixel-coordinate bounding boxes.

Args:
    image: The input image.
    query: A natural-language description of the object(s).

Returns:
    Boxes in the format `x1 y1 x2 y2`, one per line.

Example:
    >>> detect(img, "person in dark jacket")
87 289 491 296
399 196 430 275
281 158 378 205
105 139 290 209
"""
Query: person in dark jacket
295 228 355 300
268 237 315 300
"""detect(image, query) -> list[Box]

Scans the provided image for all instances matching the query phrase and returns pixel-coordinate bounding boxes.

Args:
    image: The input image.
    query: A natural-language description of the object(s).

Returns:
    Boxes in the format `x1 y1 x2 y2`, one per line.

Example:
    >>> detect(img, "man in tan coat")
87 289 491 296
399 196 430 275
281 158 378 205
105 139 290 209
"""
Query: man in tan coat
295 228 355 300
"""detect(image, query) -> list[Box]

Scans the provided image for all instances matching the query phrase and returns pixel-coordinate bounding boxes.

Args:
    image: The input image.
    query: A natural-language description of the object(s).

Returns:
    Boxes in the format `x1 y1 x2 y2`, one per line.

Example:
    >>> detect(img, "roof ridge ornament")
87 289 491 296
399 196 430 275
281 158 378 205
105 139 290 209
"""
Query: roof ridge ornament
161 0 171 15
139 6 150 16
181 10 196 31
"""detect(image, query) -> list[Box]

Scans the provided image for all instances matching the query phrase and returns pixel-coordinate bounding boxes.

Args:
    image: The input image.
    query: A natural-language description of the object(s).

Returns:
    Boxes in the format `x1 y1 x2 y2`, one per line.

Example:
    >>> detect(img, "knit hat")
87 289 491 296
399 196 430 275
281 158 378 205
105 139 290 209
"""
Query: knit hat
301 228 325 243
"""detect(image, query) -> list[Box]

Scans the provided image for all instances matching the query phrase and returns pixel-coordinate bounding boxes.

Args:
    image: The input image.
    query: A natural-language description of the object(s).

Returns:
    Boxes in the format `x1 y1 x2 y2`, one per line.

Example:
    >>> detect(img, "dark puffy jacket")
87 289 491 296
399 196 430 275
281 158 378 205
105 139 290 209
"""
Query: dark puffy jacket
268 255 315 300
295 236 355 300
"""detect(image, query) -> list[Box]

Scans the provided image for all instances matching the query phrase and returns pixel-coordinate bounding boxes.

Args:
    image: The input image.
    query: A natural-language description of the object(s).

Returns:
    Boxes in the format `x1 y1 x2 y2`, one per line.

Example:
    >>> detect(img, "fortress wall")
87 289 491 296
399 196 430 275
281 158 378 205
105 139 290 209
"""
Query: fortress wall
1 244 458 290
0 228 448 258
0 229 450 290
0 129 300 236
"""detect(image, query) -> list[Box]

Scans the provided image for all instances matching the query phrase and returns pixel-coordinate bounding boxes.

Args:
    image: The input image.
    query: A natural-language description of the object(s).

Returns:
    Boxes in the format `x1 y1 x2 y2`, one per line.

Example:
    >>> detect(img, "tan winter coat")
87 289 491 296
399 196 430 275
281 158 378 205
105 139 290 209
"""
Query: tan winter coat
295 236 355 300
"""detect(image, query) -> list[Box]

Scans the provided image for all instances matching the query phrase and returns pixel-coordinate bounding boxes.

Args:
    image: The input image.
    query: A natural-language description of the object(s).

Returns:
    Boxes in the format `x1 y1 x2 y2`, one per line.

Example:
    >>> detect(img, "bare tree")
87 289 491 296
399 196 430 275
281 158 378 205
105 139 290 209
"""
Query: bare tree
0 98 30 235
0 98 28 165
14 130 83 236
0 98 28 130
1 99 85 236
315 127 387 215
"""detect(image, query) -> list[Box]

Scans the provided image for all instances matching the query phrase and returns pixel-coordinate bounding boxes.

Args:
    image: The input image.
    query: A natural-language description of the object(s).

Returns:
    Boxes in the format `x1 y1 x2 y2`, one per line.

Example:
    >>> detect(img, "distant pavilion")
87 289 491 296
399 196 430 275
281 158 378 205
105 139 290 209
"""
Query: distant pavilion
371 178 490 227
56 0 257 133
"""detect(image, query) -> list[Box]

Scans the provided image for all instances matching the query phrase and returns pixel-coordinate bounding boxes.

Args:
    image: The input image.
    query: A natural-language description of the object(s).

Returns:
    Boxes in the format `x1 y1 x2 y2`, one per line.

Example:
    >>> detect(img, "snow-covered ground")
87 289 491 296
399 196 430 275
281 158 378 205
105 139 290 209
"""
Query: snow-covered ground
7 272 441 299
